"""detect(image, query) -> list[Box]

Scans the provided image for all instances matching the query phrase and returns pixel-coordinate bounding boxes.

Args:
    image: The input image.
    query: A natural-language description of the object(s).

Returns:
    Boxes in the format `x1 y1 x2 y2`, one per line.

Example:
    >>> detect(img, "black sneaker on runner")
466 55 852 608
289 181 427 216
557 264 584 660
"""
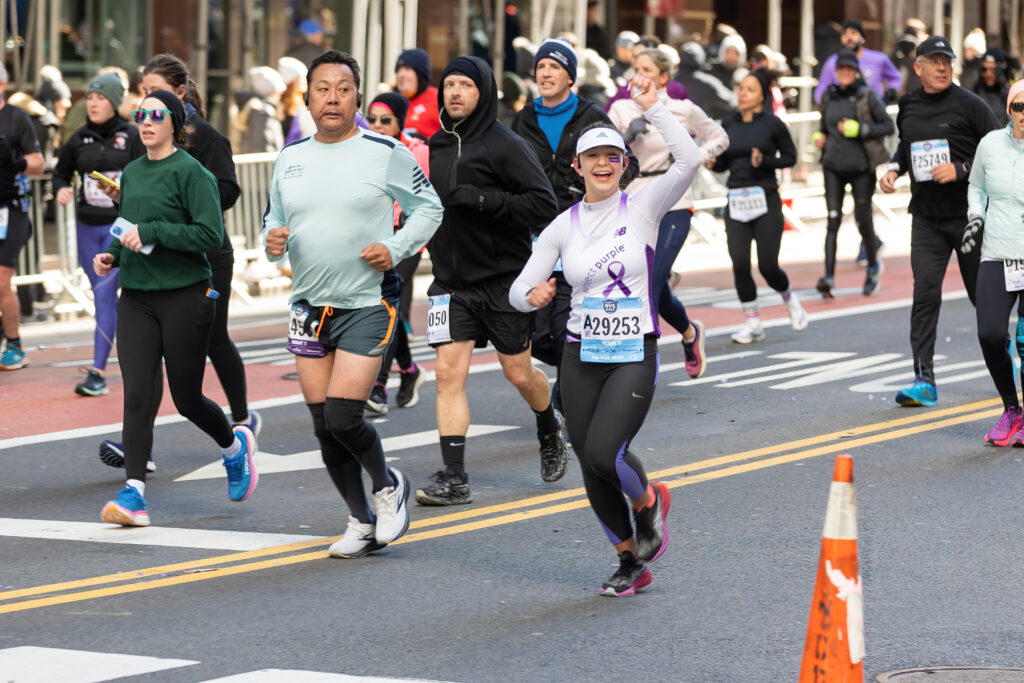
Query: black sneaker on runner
599 550 653 597
816 276 834 299
539 411 570 482
365 383 388 415
99 440 156 472
633 481 671 562
415 470 472 506
396 366 424 408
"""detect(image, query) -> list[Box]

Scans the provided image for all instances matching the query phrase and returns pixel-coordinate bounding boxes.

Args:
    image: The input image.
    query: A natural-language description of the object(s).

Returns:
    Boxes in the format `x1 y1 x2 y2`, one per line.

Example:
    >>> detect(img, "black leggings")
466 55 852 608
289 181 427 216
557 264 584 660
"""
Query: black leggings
725 189 790 303
976 260 1021 410
560 336 658 545
823 168 878 276
145 259 250 425
118 284 234 481
375 252 420 384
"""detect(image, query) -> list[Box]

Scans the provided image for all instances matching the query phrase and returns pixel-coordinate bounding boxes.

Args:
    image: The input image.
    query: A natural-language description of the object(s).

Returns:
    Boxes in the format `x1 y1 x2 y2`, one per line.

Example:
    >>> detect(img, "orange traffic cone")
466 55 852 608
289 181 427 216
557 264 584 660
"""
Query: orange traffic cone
799 454 864 682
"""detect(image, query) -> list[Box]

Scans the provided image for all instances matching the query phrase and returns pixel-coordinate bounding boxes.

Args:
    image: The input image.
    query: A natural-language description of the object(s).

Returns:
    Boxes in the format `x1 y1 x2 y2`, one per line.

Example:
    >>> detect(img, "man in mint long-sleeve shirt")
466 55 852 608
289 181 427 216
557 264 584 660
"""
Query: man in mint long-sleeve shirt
814 19 902 104
263 51 442 558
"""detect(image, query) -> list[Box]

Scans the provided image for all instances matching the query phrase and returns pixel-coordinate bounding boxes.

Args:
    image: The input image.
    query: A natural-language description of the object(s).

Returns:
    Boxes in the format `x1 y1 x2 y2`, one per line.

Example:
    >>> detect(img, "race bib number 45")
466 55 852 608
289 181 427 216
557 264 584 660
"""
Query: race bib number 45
910 139 950 182
287 302 326 356
581 296 643 363
727 186 768 223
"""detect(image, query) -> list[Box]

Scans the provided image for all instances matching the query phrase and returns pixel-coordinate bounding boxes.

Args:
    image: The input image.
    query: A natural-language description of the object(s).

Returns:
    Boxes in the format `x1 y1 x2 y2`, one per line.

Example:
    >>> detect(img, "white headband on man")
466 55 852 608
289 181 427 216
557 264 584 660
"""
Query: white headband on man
575 127 626 156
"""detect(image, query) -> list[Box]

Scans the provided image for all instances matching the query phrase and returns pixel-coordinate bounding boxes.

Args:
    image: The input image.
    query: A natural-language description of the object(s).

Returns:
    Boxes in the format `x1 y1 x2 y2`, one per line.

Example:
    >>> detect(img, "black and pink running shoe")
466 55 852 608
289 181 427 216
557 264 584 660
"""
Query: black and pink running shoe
634 481 671 562
599 550 652 597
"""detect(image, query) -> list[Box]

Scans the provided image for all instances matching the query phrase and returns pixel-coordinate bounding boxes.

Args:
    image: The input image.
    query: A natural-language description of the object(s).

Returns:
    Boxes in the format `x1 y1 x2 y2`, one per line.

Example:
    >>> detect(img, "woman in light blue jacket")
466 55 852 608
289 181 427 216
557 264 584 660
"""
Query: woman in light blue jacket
964 80 1024 446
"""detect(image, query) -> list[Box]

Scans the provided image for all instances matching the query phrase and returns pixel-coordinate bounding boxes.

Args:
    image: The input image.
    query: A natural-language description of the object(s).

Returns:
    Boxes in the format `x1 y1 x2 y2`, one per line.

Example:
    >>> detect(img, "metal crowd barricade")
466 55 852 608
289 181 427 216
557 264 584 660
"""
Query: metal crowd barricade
224 152 277 255
13 176 95 316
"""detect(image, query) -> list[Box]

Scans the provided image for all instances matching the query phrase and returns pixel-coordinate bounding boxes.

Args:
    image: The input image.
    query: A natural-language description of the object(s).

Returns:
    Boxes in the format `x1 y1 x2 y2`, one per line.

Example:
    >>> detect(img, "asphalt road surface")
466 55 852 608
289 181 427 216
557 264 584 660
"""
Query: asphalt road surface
2 286 1023 682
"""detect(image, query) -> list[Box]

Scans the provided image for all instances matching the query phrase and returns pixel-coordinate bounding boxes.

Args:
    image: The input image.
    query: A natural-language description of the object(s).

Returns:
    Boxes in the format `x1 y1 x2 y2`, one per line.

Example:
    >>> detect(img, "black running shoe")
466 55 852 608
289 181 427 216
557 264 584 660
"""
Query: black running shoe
75 368 109 396
816 276 834 299
99 440 156 472
633 481 671 562
539 412 570 482
599 550 652 597
365 383 388 415
396 366 424 408
415 470 472 506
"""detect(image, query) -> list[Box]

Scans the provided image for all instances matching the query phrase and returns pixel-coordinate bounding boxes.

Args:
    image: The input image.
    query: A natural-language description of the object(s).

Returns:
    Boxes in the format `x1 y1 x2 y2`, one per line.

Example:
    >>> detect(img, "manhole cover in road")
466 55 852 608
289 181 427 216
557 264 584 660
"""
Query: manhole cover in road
877 667 1024 682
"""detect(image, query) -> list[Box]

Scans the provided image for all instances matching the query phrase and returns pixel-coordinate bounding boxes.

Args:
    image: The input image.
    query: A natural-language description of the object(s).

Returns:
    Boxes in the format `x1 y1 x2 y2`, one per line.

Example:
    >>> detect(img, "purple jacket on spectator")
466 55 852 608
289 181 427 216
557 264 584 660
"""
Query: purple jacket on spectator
604 80 689 112
814 48 902 103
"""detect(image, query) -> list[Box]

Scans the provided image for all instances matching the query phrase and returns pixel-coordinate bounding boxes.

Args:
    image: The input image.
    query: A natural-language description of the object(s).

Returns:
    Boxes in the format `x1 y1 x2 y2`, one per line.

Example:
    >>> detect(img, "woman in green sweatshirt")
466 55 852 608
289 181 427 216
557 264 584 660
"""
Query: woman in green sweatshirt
92 90 258 527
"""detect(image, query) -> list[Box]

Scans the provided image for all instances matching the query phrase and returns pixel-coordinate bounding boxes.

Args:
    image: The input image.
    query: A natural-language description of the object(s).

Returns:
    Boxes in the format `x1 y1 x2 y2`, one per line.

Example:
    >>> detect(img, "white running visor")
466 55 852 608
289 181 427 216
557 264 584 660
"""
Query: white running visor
575 127 627 156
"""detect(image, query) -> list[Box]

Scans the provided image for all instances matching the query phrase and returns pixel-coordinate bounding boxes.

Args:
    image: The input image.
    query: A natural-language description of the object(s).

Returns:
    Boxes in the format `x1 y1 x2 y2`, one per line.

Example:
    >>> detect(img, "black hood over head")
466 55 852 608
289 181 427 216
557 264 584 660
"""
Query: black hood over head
437 56 499 142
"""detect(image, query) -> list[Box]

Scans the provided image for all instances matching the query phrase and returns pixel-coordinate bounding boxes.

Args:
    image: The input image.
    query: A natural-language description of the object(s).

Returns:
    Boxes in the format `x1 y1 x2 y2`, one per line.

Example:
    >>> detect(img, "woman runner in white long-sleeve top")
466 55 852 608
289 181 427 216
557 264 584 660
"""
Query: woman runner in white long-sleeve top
510 75 701 597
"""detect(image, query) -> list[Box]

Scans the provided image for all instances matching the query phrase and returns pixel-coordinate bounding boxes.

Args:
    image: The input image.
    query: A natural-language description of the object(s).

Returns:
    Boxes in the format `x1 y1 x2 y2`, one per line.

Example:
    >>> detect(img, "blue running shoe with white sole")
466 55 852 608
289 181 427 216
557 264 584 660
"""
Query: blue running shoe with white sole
895 380 938 407
101 486 150 527
223 426 258 501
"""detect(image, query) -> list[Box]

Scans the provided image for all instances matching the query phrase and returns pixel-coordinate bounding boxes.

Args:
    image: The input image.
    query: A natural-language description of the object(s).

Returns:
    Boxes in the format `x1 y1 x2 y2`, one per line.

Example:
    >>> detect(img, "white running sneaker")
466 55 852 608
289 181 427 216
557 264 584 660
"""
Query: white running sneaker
731 318 765 344
373 467 411 544
786 293 809 331
328 515 386 558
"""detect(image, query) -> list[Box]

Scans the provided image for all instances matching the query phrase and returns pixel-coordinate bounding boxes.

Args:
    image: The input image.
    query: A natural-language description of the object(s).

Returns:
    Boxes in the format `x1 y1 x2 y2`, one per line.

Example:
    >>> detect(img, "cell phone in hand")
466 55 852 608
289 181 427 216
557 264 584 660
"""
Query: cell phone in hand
88 171 120 190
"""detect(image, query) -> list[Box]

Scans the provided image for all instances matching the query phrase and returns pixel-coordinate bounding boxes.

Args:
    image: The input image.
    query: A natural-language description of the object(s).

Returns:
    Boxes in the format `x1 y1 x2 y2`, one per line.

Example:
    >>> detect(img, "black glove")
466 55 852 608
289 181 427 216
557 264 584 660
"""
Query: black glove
883 88 897 105
447 184 486 211
623 117 648 145
961 215 984 254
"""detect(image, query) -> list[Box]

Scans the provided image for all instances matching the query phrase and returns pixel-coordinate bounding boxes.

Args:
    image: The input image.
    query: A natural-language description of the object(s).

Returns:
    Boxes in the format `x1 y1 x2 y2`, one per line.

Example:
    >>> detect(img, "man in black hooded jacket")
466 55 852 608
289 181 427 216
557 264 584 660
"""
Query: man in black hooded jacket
417 55 566 506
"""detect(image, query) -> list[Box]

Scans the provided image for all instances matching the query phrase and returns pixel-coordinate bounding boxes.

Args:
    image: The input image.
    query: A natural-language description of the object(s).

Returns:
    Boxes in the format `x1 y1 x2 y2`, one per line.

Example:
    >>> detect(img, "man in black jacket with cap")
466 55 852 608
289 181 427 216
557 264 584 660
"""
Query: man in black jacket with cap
878 35 999 408
417 55 565 506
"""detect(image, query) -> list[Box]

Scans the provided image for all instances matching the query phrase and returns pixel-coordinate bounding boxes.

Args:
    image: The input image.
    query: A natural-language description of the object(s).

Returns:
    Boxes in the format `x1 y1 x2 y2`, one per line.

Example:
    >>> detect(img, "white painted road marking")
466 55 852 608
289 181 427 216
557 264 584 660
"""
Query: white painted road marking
0 518 320 550
174 424 520 482
200 670 454 682
0 646 197 682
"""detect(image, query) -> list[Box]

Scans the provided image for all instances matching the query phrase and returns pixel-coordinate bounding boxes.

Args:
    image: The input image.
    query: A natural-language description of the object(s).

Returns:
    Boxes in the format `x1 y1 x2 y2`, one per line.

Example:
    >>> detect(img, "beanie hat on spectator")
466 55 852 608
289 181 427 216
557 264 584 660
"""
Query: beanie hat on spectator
720 34 747 63
963 31 987 56
277 56 307 85
533 38 578 84
250 66 286 98
370 92 410 128
749 67 774 106
396 48 432 82
842 19 866 39
87 72 125 109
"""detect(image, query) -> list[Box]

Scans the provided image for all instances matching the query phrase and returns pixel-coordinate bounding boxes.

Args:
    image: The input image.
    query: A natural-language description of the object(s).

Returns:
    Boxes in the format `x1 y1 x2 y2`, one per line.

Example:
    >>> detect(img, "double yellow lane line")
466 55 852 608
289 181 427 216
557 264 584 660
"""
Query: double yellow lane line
0 397 1003 615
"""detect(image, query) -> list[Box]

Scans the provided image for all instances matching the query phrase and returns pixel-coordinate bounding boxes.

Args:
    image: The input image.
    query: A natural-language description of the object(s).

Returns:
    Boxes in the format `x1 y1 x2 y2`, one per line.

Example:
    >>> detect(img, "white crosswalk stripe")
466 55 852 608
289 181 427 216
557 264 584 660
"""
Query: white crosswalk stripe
0 647 454 683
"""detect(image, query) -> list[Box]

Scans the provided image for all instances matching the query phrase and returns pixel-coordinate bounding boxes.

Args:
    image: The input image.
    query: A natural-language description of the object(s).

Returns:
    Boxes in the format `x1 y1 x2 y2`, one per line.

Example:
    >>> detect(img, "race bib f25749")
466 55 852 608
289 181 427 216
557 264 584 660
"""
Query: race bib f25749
910 139 950 182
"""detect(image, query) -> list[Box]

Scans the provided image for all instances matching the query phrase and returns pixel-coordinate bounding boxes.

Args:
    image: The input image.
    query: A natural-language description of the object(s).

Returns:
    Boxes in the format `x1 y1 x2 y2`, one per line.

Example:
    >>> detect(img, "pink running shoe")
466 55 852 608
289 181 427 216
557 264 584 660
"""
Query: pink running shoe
985 406 1023 447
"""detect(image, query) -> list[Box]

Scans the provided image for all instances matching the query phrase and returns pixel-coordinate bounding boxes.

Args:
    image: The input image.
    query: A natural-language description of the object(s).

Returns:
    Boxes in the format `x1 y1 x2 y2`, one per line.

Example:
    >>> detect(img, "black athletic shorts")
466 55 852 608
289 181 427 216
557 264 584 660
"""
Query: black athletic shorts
0 210 30 269
427 278 533 355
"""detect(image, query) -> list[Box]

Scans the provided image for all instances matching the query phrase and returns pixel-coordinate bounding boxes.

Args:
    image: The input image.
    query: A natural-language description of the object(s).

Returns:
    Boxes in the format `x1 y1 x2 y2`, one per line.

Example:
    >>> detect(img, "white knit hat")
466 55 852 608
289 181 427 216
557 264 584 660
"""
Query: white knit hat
963 30 987 55
277 56 307 86
249 66 286 98
720 34 748 62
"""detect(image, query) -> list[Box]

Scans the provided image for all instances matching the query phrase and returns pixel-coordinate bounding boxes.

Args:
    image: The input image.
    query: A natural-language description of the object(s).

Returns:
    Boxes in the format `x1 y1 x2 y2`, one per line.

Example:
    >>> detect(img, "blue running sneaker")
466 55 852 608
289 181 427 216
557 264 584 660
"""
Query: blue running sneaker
895 380 938 407
223 426 258 501
0 340 28 370
99 440 156 472
238 410 263 438
101 486 150 526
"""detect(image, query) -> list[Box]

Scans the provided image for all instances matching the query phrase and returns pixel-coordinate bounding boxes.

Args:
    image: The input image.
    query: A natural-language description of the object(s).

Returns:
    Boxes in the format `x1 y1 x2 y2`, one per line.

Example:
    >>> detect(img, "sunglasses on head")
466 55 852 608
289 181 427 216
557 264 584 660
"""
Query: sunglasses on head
366 115 393 125
131 108 173 124
1011 102 1024 113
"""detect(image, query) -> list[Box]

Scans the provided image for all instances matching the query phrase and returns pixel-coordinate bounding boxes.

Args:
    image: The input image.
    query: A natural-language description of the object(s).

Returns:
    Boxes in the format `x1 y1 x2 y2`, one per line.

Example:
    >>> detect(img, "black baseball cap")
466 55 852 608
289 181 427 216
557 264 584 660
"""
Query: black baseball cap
835 50 860 70
842 19 865 37
916 35 956 59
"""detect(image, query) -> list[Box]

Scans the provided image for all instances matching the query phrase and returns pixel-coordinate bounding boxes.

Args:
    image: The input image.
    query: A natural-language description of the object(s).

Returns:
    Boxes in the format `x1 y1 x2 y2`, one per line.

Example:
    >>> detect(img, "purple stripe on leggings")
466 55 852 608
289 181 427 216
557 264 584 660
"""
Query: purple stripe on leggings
596 513 624 544
615 440 646 499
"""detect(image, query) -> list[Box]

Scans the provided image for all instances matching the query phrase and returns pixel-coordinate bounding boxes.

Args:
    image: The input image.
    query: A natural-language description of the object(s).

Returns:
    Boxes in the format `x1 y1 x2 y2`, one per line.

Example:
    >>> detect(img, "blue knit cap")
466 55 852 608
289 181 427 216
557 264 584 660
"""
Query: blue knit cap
534 38 578 84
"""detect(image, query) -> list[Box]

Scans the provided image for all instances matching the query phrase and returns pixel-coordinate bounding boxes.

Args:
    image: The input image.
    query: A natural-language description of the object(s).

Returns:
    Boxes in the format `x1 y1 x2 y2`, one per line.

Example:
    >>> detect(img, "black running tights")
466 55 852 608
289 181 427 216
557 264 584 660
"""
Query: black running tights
725 189 790 303
560 337 658 544
118 284 234 481
976 260 1021 410
823 168 878 276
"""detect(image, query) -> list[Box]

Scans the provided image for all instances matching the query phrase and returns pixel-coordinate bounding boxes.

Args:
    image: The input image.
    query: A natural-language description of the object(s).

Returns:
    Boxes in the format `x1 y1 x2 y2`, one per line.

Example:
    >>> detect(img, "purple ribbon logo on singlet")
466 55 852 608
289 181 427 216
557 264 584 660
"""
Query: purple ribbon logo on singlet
603 261 631 297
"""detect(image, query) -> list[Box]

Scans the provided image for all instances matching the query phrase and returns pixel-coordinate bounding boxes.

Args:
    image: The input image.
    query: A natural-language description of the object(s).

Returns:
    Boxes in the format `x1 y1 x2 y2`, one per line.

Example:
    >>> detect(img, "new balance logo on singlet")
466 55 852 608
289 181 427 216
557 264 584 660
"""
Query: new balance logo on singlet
615 227 627 237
